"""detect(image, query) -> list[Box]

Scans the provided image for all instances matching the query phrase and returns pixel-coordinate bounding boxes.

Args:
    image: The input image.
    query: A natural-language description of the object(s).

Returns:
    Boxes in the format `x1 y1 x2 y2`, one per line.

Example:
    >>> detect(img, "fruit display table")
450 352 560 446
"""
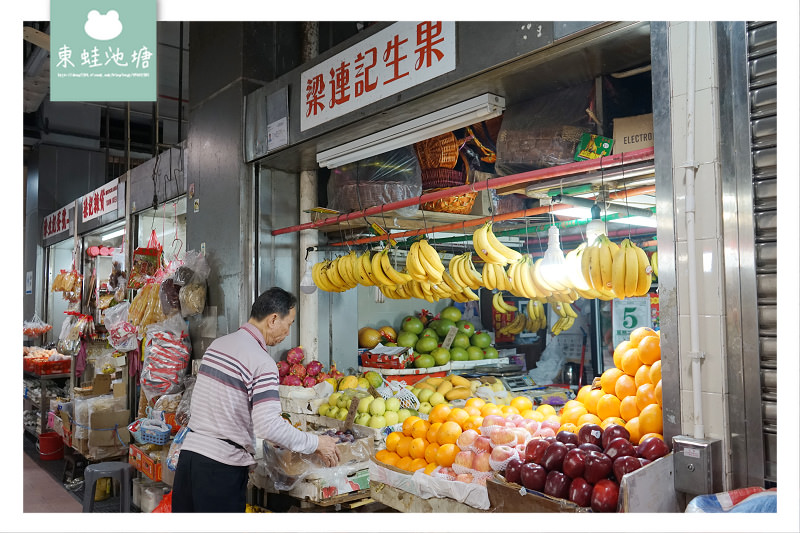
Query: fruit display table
370 482 487 513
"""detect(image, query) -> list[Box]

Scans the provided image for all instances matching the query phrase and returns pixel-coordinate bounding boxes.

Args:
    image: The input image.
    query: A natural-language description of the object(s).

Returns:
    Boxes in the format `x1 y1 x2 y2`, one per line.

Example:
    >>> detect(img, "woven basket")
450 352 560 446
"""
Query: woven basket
420 188 477 215
414 132 460 170
421 168 466 189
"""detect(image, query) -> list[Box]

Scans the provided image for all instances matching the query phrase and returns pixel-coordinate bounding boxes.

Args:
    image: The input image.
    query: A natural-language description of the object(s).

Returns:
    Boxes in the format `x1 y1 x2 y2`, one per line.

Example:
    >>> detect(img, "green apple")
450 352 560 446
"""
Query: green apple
369 397 386 416
368 415 387 429
418 388 434 404
318 404 330 417
355 413 371 426
397 409 412 423
385 397 401 412
418 402 432 415
327 406 339 419
411 387 422 398
336 408 349 421
328 392 342 407
384 411 399 426
357 396 373 413
429 392 446 406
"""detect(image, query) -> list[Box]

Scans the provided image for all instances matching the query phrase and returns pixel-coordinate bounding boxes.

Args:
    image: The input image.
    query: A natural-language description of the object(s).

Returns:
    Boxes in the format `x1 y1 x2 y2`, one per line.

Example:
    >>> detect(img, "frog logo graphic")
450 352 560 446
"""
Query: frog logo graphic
84 10 123 41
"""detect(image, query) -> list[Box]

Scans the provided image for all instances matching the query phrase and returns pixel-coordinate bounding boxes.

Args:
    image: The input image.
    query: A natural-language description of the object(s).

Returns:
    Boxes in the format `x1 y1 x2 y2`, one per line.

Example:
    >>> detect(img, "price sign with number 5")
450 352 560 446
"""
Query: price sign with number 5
612 297 652 348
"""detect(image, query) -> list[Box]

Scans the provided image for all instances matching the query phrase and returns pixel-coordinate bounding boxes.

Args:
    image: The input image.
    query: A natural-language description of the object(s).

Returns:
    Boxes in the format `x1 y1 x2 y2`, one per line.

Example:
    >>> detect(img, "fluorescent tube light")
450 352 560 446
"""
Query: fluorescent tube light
553 207 595 219
101 228 125 241
316 94 505 169
607 216 658 228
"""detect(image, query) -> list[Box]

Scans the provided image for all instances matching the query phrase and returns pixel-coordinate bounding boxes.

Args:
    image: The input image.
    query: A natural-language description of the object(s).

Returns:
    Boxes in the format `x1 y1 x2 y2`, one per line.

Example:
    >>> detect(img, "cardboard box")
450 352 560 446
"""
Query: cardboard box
129 443 166 482
74 374 112 398
612 113 654 154
88 409 131 447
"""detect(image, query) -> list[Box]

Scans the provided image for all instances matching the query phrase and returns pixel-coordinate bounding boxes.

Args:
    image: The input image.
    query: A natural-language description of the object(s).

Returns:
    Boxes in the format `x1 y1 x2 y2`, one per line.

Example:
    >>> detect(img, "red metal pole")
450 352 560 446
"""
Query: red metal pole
270 147 655 236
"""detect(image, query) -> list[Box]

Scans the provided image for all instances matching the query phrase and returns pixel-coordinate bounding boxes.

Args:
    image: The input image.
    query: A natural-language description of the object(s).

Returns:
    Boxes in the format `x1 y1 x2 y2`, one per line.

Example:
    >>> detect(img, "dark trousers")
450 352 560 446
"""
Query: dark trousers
171 450 249 512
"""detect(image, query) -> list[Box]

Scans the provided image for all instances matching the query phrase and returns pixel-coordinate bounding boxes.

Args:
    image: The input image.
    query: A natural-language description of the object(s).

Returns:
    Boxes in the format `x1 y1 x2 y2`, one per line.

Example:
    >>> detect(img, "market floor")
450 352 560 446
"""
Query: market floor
23 449 82 512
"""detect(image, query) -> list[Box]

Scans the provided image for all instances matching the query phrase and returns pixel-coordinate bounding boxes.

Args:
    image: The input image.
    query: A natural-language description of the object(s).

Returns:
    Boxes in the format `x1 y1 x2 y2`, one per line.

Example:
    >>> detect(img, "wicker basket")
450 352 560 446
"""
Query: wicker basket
421 188 477 215
414 132 460 170
421 168 466 189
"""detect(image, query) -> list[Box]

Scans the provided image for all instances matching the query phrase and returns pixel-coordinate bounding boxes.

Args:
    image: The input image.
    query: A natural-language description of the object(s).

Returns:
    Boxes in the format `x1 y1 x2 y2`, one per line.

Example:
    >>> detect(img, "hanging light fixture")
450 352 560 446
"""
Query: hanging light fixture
539 224 570 290
299 259 317 294
585 203 606 245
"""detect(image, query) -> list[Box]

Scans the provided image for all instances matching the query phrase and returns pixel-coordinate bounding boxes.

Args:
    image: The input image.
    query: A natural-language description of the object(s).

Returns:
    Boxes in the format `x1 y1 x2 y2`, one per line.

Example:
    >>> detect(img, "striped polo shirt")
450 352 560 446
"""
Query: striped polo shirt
180 322 318 466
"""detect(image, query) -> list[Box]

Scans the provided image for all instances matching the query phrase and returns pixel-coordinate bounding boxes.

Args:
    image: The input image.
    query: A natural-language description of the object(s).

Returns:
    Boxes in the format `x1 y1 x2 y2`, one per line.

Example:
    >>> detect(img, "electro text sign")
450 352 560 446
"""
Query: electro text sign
300 21 456 132
80 179 119 223
50 0 157 102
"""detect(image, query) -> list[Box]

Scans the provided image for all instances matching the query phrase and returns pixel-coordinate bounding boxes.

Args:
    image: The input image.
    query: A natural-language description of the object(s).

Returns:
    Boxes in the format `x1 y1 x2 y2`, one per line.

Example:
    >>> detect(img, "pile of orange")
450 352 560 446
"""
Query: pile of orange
563 327 663 443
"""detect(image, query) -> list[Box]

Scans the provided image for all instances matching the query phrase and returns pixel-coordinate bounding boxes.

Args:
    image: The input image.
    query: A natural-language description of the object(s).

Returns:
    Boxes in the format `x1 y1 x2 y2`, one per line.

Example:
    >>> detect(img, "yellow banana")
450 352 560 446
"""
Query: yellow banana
371 250 396 287
633 243 653 296
506 260 523 297
462 286 480 301
587 240 604 291
474 223 508 265
624 241 639 298
485 223 522 263
338 254 358 288
406 242 429 281
497 264 512 291
326 258 347 289
563 302 578 318
651 251 659 278
418 240 446 277
442 271 463 294
448 255 468 288
492 291 508 314
597 237 614 291
462 253 484 289
611 240 629 299
483 261 497 290
312 262 335 292
381 250 412 285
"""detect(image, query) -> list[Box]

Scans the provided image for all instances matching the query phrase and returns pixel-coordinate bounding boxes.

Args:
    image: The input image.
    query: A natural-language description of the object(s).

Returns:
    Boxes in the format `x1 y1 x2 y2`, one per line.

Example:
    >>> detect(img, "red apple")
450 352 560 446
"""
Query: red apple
519 419 540 435
638 457 652 467
568 477 594 508
511 427 531 445
506 413 524 425
472 451 491 473
482 414 505 428
583 450 613 484
556 430 579 446
577 423 604 447
454 450 476 470
613 455 643 482
534 426 556 438
456 473 474 483
490 427 517 447
637 437 670 461
564 442 577 452
544 470 571 500
490 445 517 471
520 462 547 492
604 437 637 461
601 424 631 449
456 429 479 450
541 441 568 472
591 478 620 512
578 442 603 454
525 438 551 465
473 436 492 454
515 443 526 461
562 448 588 479
504 458 524 484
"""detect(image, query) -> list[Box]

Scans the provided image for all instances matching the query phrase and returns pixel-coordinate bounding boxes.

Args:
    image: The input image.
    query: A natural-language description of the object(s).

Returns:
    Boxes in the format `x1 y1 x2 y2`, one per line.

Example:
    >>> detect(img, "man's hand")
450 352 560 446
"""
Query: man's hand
315 435 341 467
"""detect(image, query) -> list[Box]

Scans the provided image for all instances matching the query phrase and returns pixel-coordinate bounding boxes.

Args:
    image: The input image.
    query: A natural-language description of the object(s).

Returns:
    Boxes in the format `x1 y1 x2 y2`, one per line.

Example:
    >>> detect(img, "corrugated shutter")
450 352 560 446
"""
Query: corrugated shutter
747 21 776 483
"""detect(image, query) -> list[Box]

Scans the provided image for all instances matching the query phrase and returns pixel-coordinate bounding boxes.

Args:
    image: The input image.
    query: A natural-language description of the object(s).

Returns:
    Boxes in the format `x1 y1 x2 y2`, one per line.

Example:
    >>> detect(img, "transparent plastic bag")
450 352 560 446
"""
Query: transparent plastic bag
140 314 192 402
153 392 182 412
166 426 190 471
176 251 210 317
495 82 596 176
159 278 181 316
106 302 139 352
175 376 196 427
23 313 52 337
327 147 421 218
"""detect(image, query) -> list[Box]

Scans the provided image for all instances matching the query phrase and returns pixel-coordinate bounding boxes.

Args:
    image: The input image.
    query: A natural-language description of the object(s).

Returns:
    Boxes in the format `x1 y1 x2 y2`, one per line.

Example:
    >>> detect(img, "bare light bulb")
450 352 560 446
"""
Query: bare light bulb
300 259 317 294
540 225 570 290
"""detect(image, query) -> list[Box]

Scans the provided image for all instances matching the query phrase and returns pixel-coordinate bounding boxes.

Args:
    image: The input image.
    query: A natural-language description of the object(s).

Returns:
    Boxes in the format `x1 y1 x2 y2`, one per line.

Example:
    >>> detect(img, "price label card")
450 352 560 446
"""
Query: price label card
440 326 458 350
612 297 653 347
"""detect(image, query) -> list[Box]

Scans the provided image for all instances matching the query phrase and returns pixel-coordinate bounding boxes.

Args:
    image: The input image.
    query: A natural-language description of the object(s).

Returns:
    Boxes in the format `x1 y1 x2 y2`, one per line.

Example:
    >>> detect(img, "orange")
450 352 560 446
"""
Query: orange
412 419 431 439
375 449 391 463
635 383 657 411
402 416 422 437
437 421 463 446
615 374 637 400
559 422 578 434
649 360 662 385
435 443 460 467
600 368 625 395
462 415 484 432
576 385 593 404
429 404 452 424
481 406 503 417
465 397 486 410
639 404 663 435
559 404 588 426
424 442 440 464
426 422 443 445
409 457 428 472
500 405 521 416
396 436 413 458
577 413 602 427
584 389 605 415
423 462 438 475
381 451 401 467
635 364 652 388
619 395 640 422
639 432 664 444
385 431 403 453
464 405 482 417
479 402 498 416
447 408 470 427
625 417 642 445
637 335 661 365
409 437 428 460
600 416 627 430
654 379 662 408
621 348 644 376
562 400 585 412
536 404 557 417
396 456 414 471
596 394 621 421
629 327 658 348
522 409 545 422
511 396 533 413
613 340 633 369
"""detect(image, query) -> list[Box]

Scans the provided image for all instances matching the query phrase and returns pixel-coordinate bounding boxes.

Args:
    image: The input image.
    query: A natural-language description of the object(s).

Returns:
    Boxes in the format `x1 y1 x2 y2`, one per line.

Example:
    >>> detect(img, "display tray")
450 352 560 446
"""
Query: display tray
449 358 511 371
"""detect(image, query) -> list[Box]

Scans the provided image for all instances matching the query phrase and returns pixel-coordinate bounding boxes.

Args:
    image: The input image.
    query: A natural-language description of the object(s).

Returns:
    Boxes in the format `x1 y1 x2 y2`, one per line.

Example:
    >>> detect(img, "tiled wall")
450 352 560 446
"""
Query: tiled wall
667 21 731 481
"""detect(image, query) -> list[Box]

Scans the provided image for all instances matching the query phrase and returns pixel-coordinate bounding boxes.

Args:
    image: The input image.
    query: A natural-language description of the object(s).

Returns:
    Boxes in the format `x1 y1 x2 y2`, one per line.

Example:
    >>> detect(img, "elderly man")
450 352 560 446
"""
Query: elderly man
172 287 339 512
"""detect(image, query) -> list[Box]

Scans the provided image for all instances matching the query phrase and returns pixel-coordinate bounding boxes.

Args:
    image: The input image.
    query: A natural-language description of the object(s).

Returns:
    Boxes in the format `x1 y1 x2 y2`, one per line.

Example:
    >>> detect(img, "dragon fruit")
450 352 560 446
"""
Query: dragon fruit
289 363 307 379
302 376 318 388
286 346 305 365
276 360 290 377
316 372 330 384
329 363 344 379
282 375 302 387
306 360 323 377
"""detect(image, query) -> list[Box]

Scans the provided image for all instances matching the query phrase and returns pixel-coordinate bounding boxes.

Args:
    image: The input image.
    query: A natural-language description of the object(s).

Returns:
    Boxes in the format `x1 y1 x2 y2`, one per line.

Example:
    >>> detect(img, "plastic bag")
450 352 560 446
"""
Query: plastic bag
105 302 138 352
686 487 777 513
159 278 181 316
140 313 192 402
327 147 421 218
166 426 190 471
154 392 182 412
128 231 163 290
23 313 53 337
175 251 210 317
57 314 81 354
495 82 596 176
128 280 167 332
175 376 196 426
94 352 117 375
151 491 172 513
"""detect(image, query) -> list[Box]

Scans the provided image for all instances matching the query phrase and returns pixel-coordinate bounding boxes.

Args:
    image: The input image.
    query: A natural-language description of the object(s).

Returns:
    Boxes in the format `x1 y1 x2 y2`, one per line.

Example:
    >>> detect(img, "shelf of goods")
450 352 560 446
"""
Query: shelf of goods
23 369 70 438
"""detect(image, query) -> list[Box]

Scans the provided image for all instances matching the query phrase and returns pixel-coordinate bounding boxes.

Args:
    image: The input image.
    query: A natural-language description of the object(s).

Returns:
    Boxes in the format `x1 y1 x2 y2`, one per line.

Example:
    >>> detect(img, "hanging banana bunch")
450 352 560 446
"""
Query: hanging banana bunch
473 222 522 266
550 299 578 336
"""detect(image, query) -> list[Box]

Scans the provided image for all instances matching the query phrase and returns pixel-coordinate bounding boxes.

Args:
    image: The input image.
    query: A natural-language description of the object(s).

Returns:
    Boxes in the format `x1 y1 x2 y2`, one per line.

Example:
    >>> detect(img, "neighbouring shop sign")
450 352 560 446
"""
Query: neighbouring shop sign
81 178 119 223
43 204 72 240
300 21 456 132
612 296 654 347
